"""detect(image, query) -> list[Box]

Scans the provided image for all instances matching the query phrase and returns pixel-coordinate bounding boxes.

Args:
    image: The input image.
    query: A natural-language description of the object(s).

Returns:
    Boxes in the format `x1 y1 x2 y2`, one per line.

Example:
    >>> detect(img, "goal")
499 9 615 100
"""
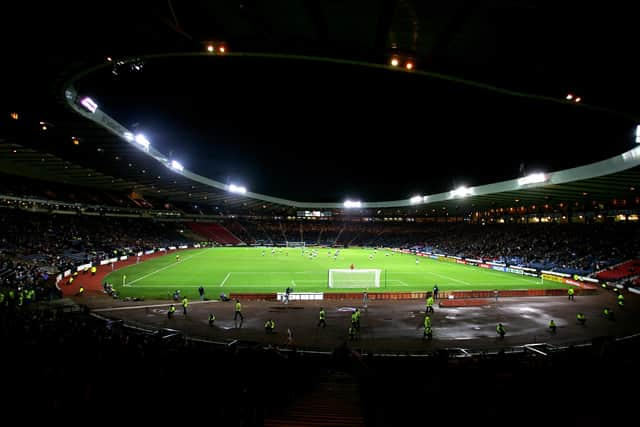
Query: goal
328 269 382 289
286 241 306 248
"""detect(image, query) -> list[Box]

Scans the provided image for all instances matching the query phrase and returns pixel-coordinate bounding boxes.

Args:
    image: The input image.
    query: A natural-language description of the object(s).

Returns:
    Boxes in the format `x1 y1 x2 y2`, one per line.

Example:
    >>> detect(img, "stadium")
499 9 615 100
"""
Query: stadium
2 2 640 425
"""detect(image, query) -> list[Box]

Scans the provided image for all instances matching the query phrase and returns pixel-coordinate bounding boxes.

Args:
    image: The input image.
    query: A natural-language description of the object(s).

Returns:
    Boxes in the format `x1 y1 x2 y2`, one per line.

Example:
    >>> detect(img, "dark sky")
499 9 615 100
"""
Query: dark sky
5 2 640 202
78 55 636 202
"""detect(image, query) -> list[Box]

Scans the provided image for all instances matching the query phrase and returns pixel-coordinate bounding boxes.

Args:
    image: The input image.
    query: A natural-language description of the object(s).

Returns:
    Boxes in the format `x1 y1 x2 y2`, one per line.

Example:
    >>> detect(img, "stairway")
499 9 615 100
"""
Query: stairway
263 371 365 427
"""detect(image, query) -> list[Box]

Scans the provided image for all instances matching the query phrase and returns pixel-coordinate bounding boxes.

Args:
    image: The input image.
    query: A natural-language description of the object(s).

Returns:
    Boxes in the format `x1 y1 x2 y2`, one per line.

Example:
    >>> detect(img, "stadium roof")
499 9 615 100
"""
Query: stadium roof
2 1 640 213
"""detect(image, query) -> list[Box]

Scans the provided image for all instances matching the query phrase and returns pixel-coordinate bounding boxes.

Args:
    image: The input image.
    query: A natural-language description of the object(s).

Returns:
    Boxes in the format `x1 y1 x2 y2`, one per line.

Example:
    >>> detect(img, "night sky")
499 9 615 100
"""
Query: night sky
78 55 636 202
5 2 640 203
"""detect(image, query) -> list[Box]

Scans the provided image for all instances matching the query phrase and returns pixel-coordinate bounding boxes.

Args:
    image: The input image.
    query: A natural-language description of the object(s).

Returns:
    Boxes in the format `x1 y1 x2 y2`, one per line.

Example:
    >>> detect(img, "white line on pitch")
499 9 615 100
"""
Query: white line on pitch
423 270 472 286
127 251 207 286
228 271 318 274
220 273 231 287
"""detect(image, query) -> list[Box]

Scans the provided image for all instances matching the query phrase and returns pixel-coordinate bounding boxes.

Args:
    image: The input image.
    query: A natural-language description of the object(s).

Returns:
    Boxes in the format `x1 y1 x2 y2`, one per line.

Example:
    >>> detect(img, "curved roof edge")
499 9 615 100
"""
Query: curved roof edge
64 57 640 209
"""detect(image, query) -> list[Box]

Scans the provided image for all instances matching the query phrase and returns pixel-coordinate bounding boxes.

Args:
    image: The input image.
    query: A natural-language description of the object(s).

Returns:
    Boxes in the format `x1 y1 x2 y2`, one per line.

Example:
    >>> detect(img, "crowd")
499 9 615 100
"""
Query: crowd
234 219 640 275
0 207 192 300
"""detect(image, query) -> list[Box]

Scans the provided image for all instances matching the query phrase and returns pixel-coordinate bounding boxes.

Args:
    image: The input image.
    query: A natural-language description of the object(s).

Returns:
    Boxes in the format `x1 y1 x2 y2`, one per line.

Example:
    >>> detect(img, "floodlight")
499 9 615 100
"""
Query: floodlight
451 186 472 198
170 160 184 171
636 125 640 143
229 184 247 194
123 132 134 141
518 173 547 186
80 97 98 113
134 134 150 150
343 200 362 208
410 195 423 204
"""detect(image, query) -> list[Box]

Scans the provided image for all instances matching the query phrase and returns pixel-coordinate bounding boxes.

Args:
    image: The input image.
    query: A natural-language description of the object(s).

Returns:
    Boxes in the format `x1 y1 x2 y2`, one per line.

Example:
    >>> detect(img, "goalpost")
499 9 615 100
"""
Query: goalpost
286 241 306 248
328 269 382 289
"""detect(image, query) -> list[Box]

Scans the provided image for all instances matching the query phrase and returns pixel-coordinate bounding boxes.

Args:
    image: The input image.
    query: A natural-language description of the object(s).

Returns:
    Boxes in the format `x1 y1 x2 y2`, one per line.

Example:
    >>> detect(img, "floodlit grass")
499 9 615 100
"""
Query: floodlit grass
104 247 564 300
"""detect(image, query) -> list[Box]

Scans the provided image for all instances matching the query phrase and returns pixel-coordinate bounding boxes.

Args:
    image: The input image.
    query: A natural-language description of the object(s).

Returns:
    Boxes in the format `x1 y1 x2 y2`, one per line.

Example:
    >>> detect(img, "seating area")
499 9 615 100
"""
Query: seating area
595 259 640 281
186 222 244 245
231 219 640 275
0 206 194 300
2 301 637 425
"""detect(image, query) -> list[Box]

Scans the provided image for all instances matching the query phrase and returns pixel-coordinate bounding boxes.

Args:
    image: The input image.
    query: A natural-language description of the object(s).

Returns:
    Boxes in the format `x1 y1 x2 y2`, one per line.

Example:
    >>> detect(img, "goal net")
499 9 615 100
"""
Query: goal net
286 241 306 248
328 269 382 288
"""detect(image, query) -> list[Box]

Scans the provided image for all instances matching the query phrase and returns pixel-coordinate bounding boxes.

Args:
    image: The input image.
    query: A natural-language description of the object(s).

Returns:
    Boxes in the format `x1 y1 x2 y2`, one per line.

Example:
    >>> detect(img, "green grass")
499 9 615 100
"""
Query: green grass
104 247 566 300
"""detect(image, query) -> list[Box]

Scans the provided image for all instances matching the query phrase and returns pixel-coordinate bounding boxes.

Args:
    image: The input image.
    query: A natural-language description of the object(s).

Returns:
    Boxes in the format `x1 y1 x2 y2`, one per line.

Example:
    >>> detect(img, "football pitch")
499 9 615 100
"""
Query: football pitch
104 247 566 300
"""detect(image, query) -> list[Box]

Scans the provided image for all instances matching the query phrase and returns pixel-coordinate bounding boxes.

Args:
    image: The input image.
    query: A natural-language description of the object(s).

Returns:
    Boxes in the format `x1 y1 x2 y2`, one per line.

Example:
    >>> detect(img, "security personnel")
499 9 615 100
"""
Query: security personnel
208 313 215 326
426 296 434 313
497 323 506 338
76 286 84 296
602 307 614 320
90 266 97 276
318 307 326 328
617 293 625 308
568 287 575 300
264 319 275 334
182 297 188 315
577 312 586 325
424 315 431 329
351 308 361 330
548 319 557 334
168 304 176 319
348 325 357 341
234 299 243 325
423 324 433 340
